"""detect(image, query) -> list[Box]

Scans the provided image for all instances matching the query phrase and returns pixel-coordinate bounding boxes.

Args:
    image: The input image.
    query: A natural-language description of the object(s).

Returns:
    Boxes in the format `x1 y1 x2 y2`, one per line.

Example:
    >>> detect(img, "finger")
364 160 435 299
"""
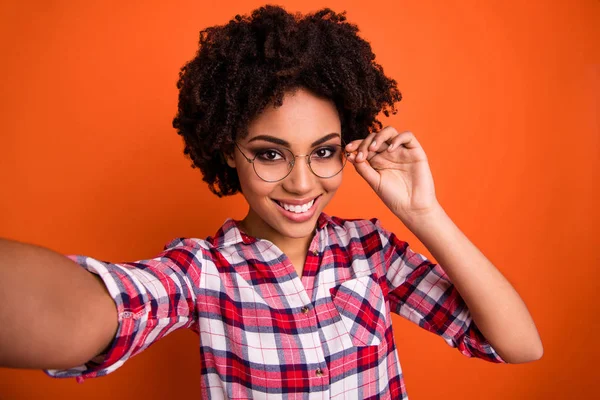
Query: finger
368 126 400 153
365 127 409 162
387 131 419 151
348 127 406 162
345 140 365 160
350 154 380 188
345 141 364 163
345 140 363 152
358 128 398 162
356 132 377 162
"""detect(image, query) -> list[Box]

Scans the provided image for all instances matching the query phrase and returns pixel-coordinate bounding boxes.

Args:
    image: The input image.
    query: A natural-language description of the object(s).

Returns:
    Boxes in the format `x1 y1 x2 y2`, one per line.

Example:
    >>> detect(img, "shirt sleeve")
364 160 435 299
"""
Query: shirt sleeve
44 239 202 382
374 220 506 363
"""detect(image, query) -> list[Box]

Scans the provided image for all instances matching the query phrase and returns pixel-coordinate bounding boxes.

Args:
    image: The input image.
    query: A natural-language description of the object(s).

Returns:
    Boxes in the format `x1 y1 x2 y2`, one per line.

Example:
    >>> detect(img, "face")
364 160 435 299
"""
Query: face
225 87 344 248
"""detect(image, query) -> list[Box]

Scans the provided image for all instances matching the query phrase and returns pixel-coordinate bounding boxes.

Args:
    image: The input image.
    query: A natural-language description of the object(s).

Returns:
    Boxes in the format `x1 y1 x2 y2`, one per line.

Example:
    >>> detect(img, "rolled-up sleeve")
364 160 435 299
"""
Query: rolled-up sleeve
374 220 506 363
44 239 202 381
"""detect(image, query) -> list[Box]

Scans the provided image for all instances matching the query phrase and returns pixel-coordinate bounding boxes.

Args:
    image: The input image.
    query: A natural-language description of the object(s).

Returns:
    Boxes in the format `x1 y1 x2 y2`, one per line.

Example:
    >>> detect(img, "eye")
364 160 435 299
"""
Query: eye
256 149 285 162
312 146 336 159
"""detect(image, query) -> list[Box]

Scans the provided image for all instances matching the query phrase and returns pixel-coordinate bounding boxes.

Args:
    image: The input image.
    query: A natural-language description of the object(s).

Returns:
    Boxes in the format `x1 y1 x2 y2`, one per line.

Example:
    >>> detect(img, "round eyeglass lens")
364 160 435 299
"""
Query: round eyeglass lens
309 144 347 178
252 148 293 182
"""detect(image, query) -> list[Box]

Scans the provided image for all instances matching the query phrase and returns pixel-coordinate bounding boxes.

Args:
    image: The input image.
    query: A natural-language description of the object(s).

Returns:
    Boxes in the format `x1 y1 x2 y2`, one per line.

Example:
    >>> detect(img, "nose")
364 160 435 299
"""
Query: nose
282 155 314 194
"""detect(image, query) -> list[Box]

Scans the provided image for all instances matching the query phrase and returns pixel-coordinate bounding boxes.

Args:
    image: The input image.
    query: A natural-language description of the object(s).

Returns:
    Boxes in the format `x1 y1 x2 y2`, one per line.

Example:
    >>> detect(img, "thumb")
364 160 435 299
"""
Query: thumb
349 156 381 190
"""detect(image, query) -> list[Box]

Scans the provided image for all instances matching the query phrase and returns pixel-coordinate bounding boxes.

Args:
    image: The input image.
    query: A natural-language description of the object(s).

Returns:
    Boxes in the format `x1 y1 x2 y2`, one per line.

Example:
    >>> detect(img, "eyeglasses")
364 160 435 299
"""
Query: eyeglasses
234 142 350 182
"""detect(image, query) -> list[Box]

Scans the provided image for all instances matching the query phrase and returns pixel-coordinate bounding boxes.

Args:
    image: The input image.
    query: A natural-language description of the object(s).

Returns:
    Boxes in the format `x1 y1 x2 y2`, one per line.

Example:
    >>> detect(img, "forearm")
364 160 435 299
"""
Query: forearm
401 205 543 363
0 238 117 369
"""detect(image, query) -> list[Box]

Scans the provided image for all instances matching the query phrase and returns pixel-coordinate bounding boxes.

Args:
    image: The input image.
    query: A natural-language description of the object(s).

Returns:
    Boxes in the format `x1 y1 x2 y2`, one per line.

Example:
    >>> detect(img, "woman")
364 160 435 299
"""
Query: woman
0 5 542 399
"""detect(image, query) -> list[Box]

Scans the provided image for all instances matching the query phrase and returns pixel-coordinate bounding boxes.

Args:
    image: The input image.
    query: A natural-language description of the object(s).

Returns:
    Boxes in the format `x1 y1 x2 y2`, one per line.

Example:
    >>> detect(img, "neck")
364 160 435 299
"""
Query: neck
239 211 314 258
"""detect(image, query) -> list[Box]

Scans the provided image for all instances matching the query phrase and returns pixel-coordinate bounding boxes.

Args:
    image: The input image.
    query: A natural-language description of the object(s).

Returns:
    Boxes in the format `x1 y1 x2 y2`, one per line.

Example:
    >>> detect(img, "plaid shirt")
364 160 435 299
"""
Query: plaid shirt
45 213 505 399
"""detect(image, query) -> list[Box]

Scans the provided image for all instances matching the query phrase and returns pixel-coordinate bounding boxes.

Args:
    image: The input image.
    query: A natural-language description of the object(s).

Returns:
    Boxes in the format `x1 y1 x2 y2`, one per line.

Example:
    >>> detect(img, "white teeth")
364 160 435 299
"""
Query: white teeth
280 199 315 213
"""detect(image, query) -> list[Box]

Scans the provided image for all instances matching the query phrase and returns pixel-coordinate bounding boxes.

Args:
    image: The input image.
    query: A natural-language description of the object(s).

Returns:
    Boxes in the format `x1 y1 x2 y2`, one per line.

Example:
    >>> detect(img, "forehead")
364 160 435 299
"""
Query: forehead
244 88 341 145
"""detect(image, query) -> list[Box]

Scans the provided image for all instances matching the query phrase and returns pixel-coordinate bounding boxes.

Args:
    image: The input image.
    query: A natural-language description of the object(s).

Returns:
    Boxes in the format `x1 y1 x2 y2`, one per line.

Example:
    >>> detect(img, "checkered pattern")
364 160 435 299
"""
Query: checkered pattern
45 213 505 399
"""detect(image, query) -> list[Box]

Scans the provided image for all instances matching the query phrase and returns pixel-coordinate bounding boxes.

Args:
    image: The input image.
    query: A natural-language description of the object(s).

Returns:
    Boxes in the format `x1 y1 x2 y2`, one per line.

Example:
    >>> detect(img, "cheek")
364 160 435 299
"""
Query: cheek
322 172 343 193
238 169 276 198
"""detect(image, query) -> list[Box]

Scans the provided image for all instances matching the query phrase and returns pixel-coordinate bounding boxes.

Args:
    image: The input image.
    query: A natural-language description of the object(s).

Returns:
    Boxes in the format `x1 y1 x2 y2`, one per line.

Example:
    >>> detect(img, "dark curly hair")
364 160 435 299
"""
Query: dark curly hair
172 5 402 197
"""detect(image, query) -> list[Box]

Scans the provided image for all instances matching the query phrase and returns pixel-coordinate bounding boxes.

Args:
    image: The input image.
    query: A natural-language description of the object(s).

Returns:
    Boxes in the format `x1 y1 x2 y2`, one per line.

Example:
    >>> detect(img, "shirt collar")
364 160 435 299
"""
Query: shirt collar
208 212 340 248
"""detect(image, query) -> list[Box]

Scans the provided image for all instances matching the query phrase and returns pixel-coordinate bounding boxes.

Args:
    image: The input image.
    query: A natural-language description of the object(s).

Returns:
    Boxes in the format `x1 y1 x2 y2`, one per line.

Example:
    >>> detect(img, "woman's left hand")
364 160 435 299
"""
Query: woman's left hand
346 127 440 222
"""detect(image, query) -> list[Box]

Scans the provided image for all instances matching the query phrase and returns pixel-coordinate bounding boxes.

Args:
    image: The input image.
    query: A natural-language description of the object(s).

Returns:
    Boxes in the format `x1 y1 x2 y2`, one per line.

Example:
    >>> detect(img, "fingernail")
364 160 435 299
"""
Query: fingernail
388 143 394 151
370 141 376 148
357 151 363 161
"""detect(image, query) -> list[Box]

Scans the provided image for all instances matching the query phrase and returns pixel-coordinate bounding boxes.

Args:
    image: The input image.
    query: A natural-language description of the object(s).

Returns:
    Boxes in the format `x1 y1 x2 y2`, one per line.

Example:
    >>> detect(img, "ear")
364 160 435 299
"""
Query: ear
223 152 236 168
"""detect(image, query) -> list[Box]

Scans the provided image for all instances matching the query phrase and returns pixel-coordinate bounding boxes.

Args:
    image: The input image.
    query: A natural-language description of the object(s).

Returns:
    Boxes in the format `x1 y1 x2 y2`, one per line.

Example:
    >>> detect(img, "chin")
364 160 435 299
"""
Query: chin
245 192 333 242
269 208 324 242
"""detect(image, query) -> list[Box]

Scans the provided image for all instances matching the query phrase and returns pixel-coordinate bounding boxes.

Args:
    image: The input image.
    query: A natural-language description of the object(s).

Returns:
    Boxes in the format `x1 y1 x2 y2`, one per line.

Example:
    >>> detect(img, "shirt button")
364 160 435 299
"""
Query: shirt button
301 306 309 314
312 249 318 256
315 368 324 377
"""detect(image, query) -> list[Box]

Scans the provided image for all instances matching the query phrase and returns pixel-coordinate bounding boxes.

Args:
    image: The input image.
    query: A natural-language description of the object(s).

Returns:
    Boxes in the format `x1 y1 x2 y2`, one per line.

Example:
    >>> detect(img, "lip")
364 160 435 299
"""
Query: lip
272 196 320 206
272 195 321 223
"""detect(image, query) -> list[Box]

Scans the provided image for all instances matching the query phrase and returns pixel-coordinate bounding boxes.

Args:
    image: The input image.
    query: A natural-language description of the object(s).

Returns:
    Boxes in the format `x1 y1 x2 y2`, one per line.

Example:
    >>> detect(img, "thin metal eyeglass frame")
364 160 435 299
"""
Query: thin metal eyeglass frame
234 141 351 182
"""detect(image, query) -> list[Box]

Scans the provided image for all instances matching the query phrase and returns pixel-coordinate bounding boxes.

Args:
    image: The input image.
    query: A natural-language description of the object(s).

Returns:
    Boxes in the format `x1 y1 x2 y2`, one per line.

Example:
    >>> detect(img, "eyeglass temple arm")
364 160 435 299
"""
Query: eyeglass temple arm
234 142 254 163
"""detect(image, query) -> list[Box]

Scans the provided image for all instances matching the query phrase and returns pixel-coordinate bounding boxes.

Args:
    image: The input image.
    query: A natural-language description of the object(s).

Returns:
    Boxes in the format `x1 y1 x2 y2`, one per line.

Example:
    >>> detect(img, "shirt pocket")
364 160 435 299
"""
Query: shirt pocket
330 274 387 347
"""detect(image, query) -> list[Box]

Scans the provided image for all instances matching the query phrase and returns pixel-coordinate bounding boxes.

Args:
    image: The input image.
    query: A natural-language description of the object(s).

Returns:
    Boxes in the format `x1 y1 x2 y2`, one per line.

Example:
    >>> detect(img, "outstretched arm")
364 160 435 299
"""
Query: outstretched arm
0 238 118 369
347 128 543 363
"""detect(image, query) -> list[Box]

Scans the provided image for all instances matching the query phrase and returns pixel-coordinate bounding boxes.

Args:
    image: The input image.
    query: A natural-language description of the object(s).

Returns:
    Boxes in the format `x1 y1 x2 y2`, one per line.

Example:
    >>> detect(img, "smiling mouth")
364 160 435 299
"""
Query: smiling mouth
273 196 320 214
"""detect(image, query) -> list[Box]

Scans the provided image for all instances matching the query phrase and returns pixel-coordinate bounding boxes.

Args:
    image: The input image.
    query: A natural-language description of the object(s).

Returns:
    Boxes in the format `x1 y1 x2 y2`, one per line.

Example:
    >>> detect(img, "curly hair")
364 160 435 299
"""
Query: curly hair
172 5 402 197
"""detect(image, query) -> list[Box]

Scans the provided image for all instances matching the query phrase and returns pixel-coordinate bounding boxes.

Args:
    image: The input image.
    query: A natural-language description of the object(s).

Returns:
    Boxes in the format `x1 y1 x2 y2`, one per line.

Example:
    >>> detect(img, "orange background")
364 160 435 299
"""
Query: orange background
0 0 598 399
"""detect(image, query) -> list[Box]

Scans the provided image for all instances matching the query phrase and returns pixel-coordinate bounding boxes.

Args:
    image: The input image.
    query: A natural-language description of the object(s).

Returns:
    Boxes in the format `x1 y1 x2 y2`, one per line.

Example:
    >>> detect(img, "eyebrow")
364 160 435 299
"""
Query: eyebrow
247 133 341 148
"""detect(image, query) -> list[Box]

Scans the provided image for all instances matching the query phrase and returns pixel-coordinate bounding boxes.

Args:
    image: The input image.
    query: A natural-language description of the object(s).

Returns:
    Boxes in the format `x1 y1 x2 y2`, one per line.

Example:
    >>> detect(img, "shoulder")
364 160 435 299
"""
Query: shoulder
161 218 236 254
159 237 217 265
326 214 406 253
163 237 213 251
